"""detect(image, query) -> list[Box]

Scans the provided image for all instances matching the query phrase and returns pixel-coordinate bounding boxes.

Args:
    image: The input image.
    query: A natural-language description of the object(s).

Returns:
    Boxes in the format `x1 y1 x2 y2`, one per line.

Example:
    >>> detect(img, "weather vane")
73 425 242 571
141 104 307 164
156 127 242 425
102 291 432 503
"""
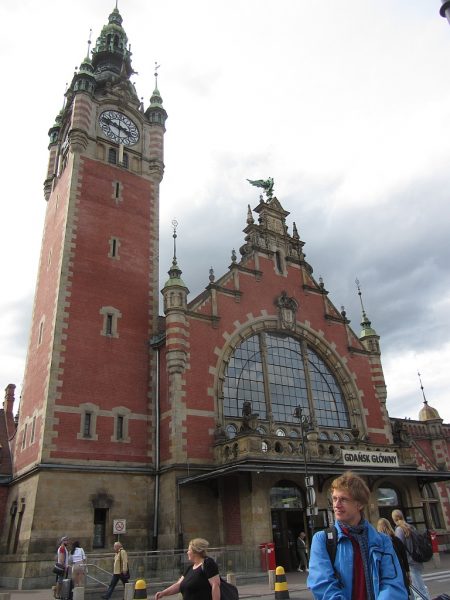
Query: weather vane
172 219 178 263
154 62 161 88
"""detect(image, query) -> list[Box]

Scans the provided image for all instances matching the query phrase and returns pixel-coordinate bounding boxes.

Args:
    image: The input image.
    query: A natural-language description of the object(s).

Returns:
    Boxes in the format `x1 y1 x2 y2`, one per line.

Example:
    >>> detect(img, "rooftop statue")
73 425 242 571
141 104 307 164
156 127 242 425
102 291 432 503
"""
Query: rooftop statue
247 177 274 200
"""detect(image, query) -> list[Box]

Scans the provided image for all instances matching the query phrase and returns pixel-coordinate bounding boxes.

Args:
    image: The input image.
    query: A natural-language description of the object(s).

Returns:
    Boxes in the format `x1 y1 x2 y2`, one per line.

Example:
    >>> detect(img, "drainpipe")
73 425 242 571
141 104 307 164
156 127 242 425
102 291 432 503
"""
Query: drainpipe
150 336 164 550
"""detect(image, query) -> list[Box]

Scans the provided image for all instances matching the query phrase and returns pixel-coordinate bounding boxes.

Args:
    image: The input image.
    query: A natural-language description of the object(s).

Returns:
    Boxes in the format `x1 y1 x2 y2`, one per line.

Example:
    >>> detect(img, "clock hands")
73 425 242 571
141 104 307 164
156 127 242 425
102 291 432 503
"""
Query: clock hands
100 116 131 137
99 111 139 145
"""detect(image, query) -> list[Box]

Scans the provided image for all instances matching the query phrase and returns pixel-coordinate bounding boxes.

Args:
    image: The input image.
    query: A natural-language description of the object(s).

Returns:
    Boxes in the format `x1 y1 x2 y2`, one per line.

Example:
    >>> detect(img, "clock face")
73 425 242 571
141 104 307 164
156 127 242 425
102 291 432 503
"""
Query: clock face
99 110 140 146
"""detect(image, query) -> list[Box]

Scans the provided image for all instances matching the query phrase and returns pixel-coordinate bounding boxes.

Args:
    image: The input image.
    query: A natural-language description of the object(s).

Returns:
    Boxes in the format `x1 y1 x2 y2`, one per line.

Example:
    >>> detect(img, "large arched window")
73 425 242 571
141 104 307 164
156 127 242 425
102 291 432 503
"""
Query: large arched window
223 332 350 428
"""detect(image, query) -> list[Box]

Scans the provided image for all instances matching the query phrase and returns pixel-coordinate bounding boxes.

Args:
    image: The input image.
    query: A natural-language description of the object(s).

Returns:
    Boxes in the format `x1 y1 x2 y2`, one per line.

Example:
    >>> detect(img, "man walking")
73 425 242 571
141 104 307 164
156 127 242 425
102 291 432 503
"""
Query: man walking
102 542 129 599
55 536 71 599
296 532 309 572
308 471 408 599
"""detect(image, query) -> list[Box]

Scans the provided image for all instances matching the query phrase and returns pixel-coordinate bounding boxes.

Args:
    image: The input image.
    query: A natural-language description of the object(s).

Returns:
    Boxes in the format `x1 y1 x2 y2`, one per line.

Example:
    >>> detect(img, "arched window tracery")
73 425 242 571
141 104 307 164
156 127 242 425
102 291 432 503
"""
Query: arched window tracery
223 331 350 429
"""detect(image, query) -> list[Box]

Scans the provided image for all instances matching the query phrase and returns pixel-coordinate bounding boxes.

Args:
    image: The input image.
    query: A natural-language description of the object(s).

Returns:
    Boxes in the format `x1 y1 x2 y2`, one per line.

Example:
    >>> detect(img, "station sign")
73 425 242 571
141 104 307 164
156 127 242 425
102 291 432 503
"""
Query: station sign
342 449 399 468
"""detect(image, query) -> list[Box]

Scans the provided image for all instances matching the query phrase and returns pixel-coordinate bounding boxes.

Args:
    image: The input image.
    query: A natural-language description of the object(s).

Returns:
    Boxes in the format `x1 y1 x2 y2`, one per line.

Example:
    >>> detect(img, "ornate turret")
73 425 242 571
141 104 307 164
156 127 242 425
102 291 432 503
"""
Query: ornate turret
162 221 190 375
145 65 168 128
91 7 134 85
162 220 189 314
417 372 442 421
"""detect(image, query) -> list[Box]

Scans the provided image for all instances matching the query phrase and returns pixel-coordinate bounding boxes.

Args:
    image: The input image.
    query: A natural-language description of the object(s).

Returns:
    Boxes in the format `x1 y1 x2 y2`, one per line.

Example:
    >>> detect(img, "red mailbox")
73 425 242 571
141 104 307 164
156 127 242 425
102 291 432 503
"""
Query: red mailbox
260 542 276 571
429 530 439 554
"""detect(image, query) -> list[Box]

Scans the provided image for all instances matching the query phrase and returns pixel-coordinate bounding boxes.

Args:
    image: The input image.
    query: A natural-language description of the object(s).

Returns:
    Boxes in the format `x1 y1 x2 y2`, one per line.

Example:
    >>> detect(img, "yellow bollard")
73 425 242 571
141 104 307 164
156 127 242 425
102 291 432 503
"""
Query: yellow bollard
274 566 290 600
133 579 147 600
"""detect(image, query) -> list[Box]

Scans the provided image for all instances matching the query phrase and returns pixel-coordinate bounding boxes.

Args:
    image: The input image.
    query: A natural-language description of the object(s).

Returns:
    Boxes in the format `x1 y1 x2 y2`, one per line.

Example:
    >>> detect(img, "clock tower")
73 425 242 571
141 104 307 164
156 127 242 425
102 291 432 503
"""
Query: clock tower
4 7 166 566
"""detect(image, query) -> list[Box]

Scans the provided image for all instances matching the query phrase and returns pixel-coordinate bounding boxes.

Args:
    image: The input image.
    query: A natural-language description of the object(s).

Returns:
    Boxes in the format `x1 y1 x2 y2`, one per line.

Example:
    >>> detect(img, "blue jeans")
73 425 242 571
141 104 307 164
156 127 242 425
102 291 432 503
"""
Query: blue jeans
103 574 128 599
409 563 430 600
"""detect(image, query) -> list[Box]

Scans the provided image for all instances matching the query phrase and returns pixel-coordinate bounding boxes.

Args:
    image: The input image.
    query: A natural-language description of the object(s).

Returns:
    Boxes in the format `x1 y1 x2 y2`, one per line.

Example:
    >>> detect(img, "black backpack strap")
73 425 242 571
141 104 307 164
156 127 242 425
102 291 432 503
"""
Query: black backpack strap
325 526 343 587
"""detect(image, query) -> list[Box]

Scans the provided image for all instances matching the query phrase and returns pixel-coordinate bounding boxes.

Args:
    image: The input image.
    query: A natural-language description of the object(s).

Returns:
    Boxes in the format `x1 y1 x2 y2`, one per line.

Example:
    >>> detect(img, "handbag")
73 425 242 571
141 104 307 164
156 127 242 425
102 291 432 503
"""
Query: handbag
219 577 239 600
53 562 65 575
201 558 239 600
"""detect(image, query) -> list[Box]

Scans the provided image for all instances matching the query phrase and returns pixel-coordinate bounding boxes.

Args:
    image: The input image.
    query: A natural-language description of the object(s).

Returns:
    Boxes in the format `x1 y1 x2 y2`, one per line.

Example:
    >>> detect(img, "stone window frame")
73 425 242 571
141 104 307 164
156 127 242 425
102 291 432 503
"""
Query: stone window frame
100 306 122 338
111 407 131 443
77 403 99 441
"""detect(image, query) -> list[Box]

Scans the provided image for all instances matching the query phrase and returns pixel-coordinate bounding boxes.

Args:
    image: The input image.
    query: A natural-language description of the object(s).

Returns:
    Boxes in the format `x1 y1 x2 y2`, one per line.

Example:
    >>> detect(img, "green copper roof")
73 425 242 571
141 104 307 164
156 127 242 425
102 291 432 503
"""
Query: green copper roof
164 260 187 288
91 7 134 82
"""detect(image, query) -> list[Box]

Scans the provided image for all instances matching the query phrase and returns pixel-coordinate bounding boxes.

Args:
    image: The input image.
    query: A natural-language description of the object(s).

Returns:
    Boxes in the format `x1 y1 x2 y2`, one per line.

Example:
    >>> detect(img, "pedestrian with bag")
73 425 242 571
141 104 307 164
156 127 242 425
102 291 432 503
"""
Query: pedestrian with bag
154 537 238 600
154 538 220 600
392 509 431 600
377 518 410 594
308 471 408 600
101 542 129 599
54 536 71 599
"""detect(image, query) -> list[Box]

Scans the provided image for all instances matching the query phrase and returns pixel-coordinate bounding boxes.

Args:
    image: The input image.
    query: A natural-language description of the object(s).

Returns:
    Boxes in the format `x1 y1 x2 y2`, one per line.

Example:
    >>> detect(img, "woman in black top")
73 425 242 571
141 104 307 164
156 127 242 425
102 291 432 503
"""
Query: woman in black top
377 518 410 592
154 538 220 600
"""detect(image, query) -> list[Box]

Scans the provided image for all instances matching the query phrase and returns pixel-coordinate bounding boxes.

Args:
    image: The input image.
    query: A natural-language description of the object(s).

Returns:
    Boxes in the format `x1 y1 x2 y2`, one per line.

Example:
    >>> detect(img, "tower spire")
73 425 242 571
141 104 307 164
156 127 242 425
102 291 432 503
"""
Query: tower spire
154 62 160 90
86 28 92 58
172 218 178 266
356 278 376 333
418 371 428 404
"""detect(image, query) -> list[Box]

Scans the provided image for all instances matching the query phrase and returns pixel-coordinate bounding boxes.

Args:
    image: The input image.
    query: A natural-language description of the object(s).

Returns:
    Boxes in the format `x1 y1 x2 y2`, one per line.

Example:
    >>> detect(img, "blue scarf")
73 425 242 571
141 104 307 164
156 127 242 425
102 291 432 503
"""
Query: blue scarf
341 520 375 600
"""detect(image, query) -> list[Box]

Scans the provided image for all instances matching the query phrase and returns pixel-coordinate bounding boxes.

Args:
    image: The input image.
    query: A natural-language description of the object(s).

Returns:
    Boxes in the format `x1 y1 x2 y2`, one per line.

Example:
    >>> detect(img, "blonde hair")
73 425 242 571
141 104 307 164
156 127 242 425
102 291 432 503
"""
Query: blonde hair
188 538 210 557
391 509 411 538
330 471 370 507
377 517 395 537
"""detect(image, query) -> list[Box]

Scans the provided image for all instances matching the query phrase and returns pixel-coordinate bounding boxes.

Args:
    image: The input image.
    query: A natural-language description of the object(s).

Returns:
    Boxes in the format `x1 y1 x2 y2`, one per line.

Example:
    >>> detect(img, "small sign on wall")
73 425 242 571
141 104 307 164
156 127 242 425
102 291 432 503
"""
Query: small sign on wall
113 519 127 534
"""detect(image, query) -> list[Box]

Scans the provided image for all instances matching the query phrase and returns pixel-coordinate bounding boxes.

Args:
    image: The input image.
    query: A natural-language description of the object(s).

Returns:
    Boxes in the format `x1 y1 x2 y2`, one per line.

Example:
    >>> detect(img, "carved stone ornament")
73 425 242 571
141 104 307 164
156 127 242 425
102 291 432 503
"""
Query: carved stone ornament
276 291 299 330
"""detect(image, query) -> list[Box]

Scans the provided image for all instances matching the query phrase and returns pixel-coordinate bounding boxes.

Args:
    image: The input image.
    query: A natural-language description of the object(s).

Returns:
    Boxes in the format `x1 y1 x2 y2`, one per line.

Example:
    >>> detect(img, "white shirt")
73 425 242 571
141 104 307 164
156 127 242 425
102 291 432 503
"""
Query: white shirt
71 547 86 564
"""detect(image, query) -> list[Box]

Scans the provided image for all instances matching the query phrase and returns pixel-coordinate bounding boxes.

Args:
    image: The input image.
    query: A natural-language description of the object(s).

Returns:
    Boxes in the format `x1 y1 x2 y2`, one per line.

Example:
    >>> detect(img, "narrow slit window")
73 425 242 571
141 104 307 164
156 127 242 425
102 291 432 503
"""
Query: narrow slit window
83 412 92 438
30 416 36 444
38 321 44 346
116 415 124 440
21 424 28 450
106 314 113 336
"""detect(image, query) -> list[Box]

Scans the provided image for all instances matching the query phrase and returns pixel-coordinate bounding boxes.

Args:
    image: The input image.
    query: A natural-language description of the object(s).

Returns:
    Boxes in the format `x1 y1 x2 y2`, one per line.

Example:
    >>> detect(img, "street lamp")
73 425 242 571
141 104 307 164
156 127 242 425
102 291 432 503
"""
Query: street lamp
293 405 316 535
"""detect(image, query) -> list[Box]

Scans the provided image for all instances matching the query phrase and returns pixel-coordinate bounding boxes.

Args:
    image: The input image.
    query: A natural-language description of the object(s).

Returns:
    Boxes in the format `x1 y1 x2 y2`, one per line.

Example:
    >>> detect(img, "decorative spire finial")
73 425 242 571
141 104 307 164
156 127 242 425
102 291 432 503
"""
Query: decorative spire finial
87 28 92 58
172 218 178 265
356 277 377 337
418 371 428 405
355 277 366 314
154 62 160 89
209 267 215 283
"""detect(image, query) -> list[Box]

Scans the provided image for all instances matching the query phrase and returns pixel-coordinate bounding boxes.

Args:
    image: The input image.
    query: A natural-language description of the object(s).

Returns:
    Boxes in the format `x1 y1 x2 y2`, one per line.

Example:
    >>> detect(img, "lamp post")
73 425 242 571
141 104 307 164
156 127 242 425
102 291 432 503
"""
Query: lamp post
293 405 316 535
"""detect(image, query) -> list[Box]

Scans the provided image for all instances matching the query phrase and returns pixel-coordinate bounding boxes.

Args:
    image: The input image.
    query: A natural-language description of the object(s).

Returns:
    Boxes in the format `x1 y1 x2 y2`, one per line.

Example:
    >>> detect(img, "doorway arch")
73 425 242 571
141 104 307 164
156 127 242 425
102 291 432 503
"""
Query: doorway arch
270 481 306 571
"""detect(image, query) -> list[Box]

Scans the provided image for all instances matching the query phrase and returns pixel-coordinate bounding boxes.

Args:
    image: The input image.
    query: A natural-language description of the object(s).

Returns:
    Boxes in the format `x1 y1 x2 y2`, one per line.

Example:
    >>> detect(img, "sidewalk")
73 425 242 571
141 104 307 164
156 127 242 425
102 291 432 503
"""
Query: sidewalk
2 552 449 600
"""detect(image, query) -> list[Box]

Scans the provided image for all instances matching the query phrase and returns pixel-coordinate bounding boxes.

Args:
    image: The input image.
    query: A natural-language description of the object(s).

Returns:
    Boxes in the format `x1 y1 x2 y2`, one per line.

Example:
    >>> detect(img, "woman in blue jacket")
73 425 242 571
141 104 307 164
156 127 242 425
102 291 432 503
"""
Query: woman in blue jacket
307 472 408 600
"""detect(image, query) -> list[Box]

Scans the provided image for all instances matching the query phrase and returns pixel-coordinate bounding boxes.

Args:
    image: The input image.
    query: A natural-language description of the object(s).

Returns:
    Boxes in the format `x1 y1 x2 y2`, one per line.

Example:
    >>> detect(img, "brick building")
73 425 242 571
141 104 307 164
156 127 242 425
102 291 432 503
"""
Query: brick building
0 5 449 587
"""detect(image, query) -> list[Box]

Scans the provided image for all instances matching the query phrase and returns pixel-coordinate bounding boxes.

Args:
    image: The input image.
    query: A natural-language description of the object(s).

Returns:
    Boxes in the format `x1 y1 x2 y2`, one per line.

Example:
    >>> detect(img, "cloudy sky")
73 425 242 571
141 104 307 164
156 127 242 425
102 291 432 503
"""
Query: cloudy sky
1 0 449 422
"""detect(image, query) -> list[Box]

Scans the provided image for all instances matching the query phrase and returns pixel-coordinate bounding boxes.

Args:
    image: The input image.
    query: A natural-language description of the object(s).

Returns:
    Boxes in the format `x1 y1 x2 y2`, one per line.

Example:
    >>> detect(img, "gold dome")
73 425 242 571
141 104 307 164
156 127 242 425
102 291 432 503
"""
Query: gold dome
418 401 441 422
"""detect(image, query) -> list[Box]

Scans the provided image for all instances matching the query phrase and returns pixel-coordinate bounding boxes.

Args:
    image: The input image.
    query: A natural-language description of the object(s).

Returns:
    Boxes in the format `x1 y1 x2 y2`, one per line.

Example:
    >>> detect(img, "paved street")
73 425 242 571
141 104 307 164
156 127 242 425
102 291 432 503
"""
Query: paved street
3 553 450 600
